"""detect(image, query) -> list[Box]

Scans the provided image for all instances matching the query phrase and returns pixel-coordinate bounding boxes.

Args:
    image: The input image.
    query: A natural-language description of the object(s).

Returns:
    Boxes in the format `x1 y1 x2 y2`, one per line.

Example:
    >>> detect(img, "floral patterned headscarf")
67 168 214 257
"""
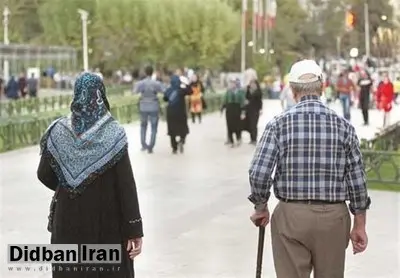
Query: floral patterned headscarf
71 72 110 135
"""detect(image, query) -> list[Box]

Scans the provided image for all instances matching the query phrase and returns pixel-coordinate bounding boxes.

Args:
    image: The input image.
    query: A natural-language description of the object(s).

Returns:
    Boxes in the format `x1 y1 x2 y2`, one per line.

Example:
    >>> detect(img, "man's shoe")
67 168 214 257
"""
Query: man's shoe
141 147 147 151
179 142 184 153
148 149 153 154
172 149 178 154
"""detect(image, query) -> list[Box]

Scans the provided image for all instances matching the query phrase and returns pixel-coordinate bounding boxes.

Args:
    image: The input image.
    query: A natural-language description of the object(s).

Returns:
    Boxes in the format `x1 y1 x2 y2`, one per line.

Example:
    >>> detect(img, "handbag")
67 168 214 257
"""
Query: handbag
47 186 60 233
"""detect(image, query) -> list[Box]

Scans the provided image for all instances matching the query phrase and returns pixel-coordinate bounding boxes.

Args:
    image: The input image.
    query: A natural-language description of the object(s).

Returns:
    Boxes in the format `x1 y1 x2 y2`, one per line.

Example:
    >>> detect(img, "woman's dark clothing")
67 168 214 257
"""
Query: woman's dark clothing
164 75 192 150
18 76 27 98
170 135 186 153
221 89 246 144
357 77 372 125
5 77 19 99
245 83 263 142
38 151 142 278
37 73 143 278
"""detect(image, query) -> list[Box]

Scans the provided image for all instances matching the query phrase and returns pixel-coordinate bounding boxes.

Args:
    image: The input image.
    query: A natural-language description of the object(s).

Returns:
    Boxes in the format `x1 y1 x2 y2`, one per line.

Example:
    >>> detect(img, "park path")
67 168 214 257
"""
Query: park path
0 100 399 278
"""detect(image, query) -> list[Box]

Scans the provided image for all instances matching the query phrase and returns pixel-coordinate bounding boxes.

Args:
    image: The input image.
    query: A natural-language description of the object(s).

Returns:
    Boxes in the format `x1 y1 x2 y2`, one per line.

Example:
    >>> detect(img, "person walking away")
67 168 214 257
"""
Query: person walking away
18 72 27 98
27 73 39 97
336 69 355 120
280 83 296 111
221 78 246 147
5 76 19 100
37 72 143 278
357 70 373 126
203 69 215 93
189 74 205 124
248 60 370 278
393 76 400 105
245 79 263 144
164 75 192 154
376 74 394 128
134 65 164 153
271 77 282 99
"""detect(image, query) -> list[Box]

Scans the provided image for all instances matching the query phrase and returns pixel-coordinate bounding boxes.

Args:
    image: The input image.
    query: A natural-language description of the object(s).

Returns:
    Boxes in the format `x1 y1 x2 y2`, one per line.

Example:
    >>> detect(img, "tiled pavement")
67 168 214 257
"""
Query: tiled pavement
0 100 399 278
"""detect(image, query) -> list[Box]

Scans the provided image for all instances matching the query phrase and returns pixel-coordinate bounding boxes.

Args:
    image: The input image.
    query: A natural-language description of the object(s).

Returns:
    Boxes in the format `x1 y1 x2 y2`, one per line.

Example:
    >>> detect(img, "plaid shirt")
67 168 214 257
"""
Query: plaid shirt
249 95 370 214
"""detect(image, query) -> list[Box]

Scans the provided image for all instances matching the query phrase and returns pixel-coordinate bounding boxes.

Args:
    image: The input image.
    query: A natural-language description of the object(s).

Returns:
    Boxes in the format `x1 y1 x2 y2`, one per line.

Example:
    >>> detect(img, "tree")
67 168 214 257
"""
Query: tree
94 0 241 69
38 0 97 47
0 0 44 42
270 0 308 74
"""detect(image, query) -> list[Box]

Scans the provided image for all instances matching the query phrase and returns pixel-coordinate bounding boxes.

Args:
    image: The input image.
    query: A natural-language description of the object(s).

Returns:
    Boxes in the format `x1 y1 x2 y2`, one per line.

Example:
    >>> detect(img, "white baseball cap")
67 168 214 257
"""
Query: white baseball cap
288 59 323 83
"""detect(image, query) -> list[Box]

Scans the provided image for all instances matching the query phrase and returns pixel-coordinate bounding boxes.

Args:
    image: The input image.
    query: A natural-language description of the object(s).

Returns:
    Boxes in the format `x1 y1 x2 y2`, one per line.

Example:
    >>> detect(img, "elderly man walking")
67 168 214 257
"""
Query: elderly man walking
248 60 371 278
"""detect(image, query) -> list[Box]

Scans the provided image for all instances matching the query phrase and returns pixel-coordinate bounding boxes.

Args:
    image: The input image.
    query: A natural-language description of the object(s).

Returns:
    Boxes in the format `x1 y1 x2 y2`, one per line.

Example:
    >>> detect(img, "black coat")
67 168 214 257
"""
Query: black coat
37 151 143 278
242 83 263 133
164 86 192 137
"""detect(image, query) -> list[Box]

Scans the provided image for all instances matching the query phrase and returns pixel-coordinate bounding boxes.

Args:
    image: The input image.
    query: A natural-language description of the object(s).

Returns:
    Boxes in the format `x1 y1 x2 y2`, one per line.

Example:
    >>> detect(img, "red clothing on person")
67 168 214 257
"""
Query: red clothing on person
376 81 394 112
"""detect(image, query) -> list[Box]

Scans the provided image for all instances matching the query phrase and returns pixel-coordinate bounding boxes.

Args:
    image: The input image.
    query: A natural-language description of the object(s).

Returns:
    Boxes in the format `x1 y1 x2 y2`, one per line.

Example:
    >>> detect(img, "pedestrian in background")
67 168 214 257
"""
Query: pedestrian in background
245 79 263 144
376 74 394 128
357 70 373 126
249 60 370 278
134 65 165 154
336 69 355 121
38 72 143 278
164 75 192 154
221 78 246 147
280 82 296 111
27 73 39 98
189 74 205 124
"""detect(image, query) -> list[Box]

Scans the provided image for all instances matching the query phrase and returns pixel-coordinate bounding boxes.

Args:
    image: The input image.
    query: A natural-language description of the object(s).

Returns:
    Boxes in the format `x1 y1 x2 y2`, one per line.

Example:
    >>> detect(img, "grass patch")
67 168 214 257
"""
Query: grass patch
364 151 400 191
368 183 400 192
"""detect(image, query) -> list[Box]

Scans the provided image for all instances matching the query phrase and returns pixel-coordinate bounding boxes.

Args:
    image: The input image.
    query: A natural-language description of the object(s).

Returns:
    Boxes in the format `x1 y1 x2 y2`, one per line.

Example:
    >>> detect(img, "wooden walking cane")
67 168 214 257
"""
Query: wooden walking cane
255 225 266 278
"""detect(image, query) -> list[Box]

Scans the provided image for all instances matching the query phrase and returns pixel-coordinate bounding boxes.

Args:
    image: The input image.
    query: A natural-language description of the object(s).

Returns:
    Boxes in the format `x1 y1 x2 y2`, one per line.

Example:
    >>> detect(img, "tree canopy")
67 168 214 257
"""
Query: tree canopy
0 0 397 72
35 0 240 69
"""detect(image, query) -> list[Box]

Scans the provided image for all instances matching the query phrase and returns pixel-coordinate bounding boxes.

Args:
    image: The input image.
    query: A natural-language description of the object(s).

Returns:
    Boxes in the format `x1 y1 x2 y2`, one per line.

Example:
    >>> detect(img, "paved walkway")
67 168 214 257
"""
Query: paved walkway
0 100 399 278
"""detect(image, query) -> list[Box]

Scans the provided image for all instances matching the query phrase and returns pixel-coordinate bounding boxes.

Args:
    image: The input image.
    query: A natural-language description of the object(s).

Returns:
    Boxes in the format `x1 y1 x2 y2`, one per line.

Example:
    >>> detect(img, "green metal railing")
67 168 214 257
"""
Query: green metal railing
0 85 130 118
363 151 400 184
0 94 224 152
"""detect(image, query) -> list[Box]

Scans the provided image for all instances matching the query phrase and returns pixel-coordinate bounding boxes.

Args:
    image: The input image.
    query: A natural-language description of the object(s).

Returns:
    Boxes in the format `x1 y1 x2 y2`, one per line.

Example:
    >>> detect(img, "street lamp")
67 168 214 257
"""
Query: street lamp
381 15 388 21
3 6 10 82
364 1 370 57
78 9 89 71
349 47 359 58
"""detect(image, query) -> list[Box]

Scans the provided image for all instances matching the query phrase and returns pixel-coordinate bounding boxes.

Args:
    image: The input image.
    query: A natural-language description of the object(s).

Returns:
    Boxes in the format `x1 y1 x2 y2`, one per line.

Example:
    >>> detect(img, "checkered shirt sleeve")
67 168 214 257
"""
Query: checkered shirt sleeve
248 119 279 205
345 126 370 214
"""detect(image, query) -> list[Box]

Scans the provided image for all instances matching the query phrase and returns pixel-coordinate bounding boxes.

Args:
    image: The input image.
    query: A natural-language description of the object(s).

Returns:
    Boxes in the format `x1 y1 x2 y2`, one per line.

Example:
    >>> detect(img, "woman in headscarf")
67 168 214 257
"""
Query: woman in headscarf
5 75 19 100
37 72 143 278
376 74 394 128
221 78 246 147
245 79 263 144
164 75 192 154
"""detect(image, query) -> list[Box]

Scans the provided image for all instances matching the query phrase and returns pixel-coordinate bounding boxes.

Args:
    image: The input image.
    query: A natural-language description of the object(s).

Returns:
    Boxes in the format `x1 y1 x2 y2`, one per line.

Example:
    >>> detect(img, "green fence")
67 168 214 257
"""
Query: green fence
0 94 224 153
364 151 400 187
0 85 131 118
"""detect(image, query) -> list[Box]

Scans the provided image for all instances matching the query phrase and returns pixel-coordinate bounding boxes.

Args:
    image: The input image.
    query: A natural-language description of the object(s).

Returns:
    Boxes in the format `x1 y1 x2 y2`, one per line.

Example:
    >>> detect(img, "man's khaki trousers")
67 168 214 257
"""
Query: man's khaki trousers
271 201 351 278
